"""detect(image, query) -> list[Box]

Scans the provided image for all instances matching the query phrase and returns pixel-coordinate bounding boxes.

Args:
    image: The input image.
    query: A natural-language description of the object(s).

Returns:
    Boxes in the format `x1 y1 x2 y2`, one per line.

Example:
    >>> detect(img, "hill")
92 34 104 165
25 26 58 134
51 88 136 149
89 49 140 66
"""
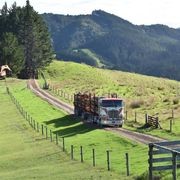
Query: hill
42 10 180 80
41 60 180 139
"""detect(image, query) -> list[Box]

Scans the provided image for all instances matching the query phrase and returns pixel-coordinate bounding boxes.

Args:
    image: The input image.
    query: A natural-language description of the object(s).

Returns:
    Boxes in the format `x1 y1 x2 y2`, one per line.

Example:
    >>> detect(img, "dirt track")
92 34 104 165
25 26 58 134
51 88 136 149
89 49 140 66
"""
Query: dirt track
28 79 165 145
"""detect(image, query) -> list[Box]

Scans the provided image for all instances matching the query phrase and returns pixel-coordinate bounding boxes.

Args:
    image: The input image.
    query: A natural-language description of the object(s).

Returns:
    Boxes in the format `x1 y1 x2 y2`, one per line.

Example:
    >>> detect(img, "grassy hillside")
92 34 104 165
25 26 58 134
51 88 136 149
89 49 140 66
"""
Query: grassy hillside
40 60 180 140
0 80 129 180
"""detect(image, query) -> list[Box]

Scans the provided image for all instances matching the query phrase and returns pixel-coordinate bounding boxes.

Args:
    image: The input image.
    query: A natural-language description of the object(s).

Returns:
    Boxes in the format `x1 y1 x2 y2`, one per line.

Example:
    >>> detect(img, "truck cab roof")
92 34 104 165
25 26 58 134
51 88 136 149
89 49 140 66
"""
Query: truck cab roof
101 98 123 101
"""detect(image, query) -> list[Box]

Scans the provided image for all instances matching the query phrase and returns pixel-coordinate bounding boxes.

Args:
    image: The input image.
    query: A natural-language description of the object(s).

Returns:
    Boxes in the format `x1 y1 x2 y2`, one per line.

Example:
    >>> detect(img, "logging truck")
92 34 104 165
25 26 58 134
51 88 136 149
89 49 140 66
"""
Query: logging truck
74 93 124 127
0 65 11 79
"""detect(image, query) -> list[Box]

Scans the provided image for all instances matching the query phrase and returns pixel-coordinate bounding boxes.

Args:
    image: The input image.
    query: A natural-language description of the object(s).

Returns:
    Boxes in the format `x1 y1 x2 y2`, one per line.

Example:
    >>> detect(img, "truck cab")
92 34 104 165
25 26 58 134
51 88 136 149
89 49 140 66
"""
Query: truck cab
97 98 124 127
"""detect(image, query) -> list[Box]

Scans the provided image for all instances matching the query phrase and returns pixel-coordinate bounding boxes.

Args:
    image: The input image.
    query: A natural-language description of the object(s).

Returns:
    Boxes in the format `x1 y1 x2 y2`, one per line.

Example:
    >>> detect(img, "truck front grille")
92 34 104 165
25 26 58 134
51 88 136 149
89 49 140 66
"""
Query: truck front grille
108 110 119 119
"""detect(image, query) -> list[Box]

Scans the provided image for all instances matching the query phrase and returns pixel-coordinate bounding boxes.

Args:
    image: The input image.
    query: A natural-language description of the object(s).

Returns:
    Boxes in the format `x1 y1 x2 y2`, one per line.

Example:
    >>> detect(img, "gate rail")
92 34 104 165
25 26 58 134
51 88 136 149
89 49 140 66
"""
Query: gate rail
148 140 180 180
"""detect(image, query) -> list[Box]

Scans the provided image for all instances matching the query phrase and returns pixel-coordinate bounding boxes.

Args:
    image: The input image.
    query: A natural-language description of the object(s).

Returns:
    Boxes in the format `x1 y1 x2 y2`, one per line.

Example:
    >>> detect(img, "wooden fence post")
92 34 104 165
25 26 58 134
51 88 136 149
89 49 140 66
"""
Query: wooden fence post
148 144 153 180
126 153 130 176
80 146 83 162
31 117 33 127
62 137 65 151
46 126 48 139
172 152 177 180
145 114 148 124
28 115 30 124
33 120 36 130
50 129 53 142
37 122 39 132
71 145 74 160
125 111 128 121
25 112 28 121
107 150 110 171
135 112 137 122
170 119 173 132
56 132 58 145
92 148 95 167
172 109 174 119
41 124 44 135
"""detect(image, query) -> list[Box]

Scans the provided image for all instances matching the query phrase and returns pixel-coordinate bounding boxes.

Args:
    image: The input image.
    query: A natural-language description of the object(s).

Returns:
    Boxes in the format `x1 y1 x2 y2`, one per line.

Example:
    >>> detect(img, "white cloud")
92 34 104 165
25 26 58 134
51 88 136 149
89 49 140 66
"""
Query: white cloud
0 0 180 28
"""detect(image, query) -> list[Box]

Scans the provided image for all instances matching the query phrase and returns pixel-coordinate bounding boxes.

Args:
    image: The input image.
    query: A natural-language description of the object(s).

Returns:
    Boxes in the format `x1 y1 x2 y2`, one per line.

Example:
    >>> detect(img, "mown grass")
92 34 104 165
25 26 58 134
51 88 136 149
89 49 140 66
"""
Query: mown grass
39 60 180 140
0 79 131 180
5 78 151 178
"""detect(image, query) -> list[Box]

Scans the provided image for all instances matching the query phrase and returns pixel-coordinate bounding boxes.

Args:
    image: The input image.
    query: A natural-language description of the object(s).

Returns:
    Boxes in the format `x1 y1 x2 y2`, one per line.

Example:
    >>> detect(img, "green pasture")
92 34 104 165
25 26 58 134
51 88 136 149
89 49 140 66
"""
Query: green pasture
0 80 130 180
2 77 179 179
5 78 150 178
39 60 180 140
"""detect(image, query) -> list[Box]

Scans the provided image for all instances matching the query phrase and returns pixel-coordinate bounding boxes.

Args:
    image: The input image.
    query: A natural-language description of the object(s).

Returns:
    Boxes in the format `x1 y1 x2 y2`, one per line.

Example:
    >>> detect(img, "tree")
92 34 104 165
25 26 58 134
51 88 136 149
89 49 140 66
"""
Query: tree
19 0 53 78
0 1 53 78
0 2 8 39
0 32 24 74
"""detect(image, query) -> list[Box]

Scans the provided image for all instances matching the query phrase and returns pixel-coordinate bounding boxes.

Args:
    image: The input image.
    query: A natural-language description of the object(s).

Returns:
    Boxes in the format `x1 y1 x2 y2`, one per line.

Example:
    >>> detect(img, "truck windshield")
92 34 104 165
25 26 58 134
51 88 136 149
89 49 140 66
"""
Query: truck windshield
101 100 123 107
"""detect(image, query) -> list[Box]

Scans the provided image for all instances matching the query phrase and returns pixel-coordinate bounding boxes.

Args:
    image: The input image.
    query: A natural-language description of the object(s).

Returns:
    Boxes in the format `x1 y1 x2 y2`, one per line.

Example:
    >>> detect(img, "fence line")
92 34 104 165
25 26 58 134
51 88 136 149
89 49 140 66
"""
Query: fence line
48 84 178 132
7 87 133 177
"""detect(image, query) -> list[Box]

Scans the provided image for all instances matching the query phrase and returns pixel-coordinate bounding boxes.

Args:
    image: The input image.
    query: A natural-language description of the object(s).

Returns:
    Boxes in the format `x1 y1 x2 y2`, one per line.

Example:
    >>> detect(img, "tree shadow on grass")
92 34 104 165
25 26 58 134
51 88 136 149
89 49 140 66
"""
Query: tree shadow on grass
44 115 98 138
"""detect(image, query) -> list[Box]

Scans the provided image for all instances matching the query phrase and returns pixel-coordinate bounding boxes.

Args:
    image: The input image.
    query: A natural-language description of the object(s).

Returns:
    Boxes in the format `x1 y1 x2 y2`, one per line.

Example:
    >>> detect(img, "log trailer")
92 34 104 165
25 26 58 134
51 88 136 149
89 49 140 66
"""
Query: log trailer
74 93 124 127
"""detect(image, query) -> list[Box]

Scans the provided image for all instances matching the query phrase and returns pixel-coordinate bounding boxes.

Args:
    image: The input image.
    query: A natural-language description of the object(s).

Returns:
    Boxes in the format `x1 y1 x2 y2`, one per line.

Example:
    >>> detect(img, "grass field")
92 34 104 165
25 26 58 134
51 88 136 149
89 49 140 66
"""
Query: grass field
39 60 180 140
0 80 133 180
2 78 151 179
1 59 180 179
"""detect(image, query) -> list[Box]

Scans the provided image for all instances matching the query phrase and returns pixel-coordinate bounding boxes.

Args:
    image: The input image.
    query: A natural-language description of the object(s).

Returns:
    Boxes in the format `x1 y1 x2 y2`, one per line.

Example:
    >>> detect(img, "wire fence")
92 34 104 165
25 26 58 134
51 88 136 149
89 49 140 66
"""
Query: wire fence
48 84 179 132
6 87 132 177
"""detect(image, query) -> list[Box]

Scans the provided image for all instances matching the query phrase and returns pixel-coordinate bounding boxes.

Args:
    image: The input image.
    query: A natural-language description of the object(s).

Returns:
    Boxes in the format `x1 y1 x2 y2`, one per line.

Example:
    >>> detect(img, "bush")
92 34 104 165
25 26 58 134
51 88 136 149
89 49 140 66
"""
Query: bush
173 98 179 104
158 86 164 91
163 98 170 103
130 100 144 109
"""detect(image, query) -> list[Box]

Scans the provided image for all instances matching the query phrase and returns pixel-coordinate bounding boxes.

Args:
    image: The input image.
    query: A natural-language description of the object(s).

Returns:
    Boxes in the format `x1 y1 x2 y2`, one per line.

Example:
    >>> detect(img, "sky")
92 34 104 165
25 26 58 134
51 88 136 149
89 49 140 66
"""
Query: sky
1 0 180 28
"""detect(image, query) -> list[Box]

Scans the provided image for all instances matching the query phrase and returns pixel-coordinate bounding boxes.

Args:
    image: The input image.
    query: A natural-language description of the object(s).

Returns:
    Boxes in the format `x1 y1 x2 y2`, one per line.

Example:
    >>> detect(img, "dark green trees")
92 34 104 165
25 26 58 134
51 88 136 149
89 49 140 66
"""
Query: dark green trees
0 0 53 78
1 32 24 75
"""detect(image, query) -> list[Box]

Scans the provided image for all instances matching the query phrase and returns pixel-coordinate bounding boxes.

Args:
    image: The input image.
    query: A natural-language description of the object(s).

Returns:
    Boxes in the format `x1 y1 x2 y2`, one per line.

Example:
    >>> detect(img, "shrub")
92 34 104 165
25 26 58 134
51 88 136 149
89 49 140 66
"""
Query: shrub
163 98 170 103
130 100 144 109
158 86 164 91
173 98 179 104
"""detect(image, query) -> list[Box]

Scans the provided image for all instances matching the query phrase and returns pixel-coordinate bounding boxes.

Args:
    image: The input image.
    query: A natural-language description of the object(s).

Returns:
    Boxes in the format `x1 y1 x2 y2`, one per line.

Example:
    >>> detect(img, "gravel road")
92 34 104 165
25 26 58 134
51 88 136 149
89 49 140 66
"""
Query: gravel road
28 79 165 145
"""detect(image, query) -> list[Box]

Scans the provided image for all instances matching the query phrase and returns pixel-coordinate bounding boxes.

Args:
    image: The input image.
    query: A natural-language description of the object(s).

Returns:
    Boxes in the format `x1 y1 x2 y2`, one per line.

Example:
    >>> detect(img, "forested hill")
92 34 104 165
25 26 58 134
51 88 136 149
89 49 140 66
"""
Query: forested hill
42 10 180 81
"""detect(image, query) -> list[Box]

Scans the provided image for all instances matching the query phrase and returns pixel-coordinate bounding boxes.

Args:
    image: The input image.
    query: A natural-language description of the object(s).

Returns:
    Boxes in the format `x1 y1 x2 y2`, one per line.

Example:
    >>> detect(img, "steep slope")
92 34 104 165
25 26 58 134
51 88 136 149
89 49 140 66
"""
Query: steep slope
42 10 180 80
